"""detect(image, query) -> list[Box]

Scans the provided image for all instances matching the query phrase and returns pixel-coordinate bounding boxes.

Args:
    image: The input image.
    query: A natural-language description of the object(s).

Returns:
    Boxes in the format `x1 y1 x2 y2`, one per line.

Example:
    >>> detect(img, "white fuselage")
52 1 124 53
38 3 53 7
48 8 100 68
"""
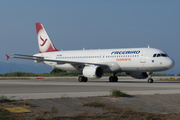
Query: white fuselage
34 47 175 73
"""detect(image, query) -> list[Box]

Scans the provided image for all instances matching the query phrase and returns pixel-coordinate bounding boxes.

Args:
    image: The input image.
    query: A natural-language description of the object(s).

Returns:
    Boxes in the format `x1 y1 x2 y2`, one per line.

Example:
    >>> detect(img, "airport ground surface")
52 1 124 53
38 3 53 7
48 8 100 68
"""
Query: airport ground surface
1 76 180 118
0 76 180 100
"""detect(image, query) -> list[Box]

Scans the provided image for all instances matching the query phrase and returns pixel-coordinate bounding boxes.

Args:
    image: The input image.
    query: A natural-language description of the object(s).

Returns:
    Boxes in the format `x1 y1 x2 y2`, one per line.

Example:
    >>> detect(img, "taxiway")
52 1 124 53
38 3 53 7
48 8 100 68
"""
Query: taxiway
0 76 180 100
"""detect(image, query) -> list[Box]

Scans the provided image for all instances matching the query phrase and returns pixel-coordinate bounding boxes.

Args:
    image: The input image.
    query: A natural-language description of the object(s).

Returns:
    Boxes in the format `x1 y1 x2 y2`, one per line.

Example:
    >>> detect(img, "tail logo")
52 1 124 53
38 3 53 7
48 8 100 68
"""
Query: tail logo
36 23 58 53
40 36 47 46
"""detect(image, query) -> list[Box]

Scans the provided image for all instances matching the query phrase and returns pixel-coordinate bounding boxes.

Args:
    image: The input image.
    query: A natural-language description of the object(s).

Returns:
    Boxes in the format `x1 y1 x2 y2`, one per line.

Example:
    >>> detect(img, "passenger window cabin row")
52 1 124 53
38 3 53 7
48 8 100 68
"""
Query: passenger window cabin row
57 55 139 59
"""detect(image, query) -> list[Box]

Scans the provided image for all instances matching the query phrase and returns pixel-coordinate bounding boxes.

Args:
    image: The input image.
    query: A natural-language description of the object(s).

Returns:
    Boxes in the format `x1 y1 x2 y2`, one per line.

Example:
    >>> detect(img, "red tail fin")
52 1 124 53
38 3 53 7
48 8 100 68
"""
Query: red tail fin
36 23 58 53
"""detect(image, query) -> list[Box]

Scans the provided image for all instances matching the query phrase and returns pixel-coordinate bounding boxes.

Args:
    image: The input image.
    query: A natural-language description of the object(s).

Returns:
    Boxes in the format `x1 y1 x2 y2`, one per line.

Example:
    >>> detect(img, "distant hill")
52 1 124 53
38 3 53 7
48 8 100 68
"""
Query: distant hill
0 62 53 74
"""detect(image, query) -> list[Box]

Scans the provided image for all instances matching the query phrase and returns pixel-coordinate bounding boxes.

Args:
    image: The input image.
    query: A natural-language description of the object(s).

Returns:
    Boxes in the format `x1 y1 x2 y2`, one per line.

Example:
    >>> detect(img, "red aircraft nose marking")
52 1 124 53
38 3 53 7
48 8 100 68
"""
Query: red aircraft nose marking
40 36 48 46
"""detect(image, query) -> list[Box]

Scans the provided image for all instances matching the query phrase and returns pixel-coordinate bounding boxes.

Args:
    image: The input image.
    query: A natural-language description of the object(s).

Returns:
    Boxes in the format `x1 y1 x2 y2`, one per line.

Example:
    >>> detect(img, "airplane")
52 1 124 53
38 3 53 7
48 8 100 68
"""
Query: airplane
6 23 175 83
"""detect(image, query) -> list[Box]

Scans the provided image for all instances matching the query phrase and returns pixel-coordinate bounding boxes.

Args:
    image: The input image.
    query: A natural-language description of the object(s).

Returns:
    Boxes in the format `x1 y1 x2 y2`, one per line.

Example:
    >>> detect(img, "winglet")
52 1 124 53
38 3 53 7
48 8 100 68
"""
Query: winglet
6 54 10 60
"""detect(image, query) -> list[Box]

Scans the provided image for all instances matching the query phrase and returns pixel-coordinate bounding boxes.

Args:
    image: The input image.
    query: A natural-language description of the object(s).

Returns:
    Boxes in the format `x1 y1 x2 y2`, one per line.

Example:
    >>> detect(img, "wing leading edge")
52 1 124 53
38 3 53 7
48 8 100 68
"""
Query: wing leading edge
8 54 108 68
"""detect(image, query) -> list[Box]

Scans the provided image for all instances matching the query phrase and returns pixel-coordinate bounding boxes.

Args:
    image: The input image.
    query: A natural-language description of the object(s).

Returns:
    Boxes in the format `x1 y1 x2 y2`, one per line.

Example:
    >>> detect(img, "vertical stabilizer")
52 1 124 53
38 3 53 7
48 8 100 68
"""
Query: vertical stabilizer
36 23 58 53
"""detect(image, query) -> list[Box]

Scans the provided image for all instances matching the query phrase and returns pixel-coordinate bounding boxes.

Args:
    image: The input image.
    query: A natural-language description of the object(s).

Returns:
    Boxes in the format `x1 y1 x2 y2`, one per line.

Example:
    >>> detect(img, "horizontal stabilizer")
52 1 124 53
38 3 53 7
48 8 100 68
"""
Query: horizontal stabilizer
13 54 43 58
6 54 10 60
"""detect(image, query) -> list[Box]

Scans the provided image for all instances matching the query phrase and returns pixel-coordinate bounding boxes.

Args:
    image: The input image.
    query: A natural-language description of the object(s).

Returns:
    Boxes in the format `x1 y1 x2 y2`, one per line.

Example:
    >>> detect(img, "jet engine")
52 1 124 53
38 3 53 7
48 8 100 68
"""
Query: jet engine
82 65 104 78
126 72 148 79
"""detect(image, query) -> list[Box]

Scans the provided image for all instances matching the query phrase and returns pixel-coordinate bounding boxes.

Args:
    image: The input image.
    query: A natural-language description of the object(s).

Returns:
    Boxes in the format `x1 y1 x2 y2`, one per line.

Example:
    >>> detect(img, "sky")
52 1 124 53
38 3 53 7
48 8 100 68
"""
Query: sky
0 0 179 74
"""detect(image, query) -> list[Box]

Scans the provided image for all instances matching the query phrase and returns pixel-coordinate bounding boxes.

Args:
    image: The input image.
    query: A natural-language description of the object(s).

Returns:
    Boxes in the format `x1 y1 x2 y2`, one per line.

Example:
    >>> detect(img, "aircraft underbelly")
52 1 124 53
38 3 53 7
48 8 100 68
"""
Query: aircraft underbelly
55 64 78 72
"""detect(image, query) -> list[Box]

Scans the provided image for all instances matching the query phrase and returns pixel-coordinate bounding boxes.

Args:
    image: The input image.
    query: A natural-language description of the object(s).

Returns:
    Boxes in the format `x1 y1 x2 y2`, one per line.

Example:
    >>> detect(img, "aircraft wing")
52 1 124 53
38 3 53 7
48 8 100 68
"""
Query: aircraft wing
7 54 108 67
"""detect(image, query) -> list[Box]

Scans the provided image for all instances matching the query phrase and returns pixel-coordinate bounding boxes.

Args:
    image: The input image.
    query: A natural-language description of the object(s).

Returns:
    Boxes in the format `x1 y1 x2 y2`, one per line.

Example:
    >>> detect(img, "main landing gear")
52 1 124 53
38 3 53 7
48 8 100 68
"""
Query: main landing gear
109 73 118 82
78 76 88 82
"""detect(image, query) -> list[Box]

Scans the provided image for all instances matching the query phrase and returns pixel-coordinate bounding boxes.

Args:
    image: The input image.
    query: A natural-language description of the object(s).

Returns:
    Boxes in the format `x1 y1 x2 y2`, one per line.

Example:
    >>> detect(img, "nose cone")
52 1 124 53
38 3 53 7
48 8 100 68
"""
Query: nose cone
167 58 175 69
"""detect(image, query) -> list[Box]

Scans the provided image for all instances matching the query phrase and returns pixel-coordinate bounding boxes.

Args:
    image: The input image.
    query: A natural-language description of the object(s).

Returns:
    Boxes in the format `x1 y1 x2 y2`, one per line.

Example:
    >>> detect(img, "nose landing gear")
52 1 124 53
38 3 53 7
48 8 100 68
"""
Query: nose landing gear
147 72 153 83
148 78 153 83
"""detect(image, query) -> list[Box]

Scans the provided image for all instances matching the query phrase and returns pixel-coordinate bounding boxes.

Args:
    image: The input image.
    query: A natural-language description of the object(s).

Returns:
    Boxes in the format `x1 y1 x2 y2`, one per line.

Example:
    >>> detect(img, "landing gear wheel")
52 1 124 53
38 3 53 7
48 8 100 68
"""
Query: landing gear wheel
83 77 88 82
109 76 114 82
114 76 118 82
78 76 88 82
148 78 153 83
109 76 118 82
78 76 83 82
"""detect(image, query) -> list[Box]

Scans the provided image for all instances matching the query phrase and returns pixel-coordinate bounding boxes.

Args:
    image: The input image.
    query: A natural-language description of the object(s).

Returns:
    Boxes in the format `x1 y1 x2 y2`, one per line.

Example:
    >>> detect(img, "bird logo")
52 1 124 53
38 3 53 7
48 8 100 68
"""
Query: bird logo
40 36 48 46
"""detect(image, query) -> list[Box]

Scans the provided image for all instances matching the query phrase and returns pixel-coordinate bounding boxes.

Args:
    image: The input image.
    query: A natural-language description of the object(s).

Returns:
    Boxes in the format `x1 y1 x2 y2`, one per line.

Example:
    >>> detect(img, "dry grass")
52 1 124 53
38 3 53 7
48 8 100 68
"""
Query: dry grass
83 101 106 108
10 100 35 108
49 106 58 119
32 115 45 120
1 99 180 120
75 97 84 100
75 101 180 120
70 111 90 118
36 108 49 116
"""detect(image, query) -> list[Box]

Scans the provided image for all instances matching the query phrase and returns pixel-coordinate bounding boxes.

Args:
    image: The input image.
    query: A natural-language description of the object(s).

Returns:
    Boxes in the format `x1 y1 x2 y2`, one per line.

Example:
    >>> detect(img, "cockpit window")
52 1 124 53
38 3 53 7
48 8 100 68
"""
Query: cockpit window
153 54 156 57
153 53 168 57
157 54 161 57
161 54 168 57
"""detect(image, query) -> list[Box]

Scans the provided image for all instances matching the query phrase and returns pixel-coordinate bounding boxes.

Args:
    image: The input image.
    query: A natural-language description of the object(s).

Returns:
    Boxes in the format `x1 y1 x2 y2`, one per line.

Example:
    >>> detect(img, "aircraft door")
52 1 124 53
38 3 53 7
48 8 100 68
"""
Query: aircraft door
140 50 148 63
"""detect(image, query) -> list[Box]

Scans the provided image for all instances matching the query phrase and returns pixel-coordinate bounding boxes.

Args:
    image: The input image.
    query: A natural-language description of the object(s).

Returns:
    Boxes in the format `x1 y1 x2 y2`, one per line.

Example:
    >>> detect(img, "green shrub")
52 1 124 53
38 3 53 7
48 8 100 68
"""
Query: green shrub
110 89 130 97
0 71 81 77
49 106 58 118
0 95 11 102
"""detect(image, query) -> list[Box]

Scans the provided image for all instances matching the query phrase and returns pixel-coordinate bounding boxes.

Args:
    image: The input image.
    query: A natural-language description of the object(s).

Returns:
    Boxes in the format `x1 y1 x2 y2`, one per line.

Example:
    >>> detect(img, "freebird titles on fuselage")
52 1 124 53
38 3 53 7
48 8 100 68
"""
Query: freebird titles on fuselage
111 50 140 55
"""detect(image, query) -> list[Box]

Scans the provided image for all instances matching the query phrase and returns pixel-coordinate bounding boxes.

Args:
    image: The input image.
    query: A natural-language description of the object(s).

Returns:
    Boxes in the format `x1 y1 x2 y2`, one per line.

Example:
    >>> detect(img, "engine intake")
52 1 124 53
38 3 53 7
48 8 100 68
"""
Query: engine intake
83 65 104 78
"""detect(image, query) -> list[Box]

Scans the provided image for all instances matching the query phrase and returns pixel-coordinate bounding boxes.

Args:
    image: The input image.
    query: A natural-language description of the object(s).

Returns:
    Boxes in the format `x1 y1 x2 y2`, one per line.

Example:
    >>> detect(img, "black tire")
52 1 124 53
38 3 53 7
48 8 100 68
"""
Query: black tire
78 76 83 82
148 78 153 83
109 76 118 82
114 76 118 82
109 76 114 82
83 77 88 82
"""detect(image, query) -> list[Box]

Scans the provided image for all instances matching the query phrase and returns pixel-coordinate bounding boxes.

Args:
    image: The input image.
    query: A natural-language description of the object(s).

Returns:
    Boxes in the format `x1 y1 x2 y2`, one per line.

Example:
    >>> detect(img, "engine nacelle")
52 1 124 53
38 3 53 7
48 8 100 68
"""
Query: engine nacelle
82 66 104 78
126 72 148 79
